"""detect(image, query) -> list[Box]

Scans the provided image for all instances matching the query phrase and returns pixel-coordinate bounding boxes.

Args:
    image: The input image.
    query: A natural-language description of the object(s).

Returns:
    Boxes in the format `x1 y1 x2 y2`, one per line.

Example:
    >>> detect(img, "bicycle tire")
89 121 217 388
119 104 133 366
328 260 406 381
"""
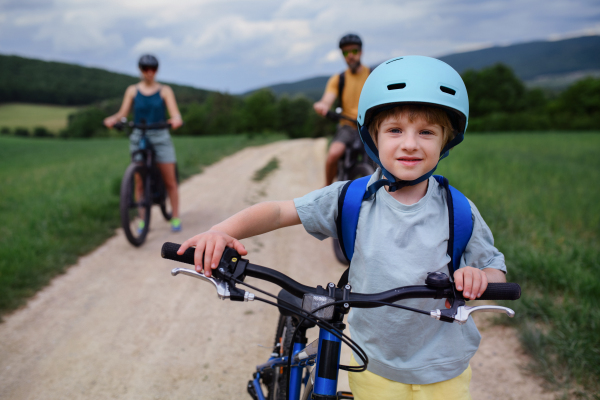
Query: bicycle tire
159 164 179 221
332 238 349 265
266 315 295 400
120 163 151 246
347 162 375 181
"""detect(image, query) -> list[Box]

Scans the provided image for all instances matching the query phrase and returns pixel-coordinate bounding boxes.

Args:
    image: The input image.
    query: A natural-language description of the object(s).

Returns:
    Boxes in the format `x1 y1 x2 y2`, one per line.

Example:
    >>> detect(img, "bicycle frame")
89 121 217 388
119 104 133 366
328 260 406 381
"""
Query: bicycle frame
337 138 370 181
164 243 520 400
250 325 343 400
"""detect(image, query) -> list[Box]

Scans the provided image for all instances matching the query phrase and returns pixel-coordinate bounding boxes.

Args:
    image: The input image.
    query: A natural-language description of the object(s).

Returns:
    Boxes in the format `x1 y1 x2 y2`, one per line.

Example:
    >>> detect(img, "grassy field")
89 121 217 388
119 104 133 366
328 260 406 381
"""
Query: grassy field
0 133 283 319
0 103 79 132
436 132 600 397
1 132 598 396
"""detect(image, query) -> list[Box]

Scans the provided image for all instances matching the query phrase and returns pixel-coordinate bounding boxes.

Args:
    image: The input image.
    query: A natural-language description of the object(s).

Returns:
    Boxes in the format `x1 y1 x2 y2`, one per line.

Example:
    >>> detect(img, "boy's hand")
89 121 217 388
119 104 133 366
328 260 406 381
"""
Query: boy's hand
445 266 488 308
177 230 247 277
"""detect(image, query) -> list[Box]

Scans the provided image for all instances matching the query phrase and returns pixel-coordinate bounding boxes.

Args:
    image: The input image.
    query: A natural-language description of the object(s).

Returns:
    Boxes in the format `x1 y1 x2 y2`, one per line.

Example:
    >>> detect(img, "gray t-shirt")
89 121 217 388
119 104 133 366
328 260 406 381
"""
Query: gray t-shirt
293 171 506 384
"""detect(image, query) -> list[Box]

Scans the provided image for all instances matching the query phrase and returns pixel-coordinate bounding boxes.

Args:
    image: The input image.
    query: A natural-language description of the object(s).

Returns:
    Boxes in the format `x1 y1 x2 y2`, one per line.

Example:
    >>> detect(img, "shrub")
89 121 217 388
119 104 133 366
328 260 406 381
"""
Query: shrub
62 107 108 138
14 127 29 137
33 126 52 137
240 89 277 134
277 96 315 138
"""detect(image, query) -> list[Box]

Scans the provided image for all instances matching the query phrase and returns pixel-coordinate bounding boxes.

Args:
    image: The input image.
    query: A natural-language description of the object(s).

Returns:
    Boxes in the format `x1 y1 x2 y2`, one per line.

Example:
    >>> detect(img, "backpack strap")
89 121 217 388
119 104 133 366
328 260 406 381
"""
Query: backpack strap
337 175 473 287
337 71 345 110
433 175 473 277
335 176 370 287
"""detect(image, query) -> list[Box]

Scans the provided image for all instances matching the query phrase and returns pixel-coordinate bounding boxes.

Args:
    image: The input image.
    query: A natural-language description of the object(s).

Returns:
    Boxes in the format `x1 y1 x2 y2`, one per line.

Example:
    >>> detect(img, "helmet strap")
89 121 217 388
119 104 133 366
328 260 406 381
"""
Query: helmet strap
363 163 439 200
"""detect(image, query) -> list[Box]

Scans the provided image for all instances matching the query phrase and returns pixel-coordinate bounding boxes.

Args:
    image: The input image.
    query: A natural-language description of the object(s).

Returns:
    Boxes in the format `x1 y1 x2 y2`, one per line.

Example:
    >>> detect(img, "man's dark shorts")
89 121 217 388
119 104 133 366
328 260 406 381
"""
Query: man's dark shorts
332 124 360 147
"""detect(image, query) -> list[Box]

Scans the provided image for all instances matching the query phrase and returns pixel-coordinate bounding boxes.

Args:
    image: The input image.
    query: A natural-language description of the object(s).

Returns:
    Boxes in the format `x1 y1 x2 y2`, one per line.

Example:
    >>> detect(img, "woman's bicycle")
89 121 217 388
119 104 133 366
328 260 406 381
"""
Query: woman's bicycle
326 109 375 265
114 119 178 246
161 242 521 400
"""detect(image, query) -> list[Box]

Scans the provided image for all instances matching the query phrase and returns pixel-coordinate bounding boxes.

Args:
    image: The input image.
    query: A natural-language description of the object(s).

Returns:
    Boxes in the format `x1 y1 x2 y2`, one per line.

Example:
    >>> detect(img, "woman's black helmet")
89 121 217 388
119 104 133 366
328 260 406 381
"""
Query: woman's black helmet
339 33 362 49
138 54 159 69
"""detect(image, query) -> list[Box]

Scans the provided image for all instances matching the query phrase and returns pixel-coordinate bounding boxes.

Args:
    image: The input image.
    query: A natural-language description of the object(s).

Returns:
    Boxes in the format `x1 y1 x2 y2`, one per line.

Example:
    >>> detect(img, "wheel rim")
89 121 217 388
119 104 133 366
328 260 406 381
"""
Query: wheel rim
121 164 151 246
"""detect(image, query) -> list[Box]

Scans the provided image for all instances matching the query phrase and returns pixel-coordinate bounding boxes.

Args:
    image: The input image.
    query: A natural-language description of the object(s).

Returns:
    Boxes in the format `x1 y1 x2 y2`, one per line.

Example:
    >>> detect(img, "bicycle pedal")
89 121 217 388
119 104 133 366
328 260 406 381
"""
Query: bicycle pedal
246 380 259 400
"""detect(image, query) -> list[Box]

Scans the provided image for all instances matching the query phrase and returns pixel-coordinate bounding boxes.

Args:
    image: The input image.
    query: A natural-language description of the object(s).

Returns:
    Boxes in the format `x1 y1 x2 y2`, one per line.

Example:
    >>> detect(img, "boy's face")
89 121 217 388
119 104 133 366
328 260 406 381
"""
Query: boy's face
376 114 444 182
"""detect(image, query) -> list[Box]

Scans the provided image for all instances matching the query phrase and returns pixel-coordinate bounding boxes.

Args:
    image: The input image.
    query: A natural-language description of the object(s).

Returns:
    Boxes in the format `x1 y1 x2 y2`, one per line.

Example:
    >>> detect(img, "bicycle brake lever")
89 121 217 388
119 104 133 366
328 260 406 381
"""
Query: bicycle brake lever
431 304 515 325
171 268 255 301
454 305 515 324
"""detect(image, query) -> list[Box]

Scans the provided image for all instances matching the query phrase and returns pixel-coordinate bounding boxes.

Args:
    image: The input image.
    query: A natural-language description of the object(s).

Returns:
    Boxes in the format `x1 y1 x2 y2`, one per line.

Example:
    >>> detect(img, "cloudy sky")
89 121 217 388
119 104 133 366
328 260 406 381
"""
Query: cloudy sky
1 0 599 93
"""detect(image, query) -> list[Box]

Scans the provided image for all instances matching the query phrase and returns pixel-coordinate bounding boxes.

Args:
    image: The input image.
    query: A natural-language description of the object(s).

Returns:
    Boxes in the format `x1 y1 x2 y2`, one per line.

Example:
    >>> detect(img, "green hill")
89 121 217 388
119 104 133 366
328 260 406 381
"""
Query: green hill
0 55 212 106
438 35 600 80
246 35 600 100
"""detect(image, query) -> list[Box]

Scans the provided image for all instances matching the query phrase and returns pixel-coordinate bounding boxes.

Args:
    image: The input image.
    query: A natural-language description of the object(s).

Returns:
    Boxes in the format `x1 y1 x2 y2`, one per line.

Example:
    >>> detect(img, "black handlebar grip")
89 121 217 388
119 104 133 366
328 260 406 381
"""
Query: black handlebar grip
478 283 521 301
161 242 195 266
325 110 339 121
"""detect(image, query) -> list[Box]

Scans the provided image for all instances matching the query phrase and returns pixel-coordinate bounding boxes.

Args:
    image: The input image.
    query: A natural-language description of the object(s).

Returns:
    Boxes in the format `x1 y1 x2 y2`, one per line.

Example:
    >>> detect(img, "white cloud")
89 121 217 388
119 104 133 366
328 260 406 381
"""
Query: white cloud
321 49 341 63
0 0 598 91
132 37 174 54
548 23 600 41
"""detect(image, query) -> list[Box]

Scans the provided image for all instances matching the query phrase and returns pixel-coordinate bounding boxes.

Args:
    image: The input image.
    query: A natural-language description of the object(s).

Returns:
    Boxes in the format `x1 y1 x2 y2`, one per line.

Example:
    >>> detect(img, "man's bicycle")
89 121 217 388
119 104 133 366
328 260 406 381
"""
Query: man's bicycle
326 109 375 265
326 109 375 182
115 120 178 246
161 242 521 400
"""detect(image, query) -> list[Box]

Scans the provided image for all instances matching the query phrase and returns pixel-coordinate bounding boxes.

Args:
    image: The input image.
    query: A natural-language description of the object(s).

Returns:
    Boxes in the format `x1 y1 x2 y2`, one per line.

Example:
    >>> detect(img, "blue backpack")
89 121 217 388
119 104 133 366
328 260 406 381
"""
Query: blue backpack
335 175 473 287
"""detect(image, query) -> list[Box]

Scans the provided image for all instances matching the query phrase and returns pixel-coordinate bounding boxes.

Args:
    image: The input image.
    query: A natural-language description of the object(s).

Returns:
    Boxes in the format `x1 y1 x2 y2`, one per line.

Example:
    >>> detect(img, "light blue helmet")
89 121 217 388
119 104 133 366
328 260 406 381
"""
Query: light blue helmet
357 56 469 194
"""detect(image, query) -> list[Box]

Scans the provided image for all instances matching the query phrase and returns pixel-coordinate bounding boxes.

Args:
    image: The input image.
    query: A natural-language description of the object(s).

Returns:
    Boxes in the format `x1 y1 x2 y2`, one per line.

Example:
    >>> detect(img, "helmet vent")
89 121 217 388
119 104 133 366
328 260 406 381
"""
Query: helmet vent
387 83 406 90
440 86 456 95
386 57 403 64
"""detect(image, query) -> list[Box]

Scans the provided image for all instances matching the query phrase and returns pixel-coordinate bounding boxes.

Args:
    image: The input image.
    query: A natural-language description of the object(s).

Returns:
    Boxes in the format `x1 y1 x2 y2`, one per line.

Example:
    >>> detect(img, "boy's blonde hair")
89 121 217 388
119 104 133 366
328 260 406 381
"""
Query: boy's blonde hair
367 104 455 150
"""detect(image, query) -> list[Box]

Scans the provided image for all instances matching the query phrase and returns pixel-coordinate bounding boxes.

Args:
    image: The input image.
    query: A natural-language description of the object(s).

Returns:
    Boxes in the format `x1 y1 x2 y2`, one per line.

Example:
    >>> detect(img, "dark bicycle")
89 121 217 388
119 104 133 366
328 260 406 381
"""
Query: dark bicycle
326 109 375 265
114 119 178 246
162 242 521 400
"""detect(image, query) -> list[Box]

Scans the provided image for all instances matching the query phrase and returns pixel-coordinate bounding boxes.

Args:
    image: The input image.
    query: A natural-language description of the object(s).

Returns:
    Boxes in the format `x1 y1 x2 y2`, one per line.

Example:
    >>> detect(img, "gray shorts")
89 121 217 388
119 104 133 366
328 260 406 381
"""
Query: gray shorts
332 125 360 147
129 128 177 164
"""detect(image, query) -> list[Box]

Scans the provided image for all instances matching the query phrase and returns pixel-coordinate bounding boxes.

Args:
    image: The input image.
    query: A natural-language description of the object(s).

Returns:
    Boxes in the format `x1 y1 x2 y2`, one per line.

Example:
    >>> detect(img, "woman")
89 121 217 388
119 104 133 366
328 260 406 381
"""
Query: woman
104 54 184 232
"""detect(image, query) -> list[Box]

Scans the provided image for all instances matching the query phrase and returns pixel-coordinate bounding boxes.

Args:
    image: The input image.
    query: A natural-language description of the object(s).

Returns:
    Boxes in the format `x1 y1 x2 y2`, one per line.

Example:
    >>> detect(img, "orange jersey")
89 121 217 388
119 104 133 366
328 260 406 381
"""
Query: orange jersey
325 65 370 127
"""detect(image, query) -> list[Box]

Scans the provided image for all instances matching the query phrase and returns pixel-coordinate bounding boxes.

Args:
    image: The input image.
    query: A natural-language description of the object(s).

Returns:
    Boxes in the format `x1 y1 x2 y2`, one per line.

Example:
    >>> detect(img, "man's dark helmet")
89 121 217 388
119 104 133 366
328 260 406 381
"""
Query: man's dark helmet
138 54 159 69
339 33 362 49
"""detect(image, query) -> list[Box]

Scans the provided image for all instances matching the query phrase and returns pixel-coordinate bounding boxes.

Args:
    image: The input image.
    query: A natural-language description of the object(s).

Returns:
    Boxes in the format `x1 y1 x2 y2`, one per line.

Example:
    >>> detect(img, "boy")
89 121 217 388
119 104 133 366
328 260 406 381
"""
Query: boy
178 56 506 399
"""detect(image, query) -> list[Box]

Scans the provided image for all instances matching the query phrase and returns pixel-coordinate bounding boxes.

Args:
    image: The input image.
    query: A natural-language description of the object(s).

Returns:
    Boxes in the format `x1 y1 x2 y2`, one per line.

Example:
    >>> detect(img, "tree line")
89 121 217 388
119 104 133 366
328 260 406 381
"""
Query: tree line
2 63 599 138
0 54 210 106
464 64 600 131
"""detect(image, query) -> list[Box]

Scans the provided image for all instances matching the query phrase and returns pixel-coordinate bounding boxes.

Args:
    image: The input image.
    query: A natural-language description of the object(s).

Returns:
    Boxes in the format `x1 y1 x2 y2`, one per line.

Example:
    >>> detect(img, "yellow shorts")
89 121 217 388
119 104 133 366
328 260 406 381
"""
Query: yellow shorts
348 356 472 400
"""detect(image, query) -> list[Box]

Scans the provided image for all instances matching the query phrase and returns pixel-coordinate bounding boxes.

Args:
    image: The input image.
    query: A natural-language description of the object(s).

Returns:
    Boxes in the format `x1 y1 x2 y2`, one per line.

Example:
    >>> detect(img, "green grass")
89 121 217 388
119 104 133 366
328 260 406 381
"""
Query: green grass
436 132 600 397
0 134 283 318
252 157 280 182
0 103 80 132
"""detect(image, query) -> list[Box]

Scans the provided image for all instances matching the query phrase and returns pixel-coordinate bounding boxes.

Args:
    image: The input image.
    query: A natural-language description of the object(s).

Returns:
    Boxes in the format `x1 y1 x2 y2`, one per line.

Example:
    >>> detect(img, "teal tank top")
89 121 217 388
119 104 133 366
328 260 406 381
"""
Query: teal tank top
134 88 166 125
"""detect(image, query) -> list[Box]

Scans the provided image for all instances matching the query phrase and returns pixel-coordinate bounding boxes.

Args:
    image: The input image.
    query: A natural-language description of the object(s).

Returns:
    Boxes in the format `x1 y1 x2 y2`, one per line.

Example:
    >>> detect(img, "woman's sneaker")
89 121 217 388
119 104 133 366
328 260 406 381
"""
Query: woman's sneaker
170 218 182 232
137 220 145 235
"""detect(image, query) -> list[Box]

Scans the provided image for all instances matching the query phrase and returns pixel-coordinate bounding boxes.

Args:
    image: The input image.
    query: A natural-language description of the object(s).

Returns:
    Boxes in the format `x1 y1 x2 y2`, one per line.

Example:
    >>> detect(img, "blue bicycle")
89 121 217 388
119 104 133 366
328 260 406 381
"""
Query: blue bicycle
161 242 521 400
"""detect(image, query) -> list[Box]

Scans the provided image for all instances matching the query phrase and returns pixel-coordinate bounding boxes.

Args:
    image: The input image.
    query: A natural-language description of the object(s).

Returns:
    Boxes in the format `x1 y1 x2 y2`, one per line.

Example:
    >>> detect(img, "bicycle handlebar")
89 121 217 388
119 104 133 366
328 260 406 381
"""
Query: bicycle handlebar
326 110 357 124
112 121 172 131
161 242 521 304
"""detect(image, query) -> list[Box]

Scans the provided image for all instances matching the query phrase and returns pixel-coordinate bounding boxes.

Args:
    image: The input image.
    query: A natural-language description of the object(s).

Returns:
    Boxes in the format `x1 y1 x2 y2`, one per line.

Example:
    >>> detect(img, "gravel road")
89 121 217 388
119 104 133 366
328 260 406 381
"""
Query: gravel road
0 139 554 399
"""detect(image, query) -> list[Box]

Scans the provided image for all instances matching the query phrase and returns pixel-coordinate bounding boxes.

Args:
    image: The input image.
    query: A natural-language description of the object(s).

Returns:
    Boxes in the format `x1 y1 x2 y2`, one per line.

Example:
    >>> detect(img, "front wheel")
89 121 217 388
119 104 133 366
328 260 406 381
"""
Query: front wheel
347 162 375 181
159 163 179 221
266 315 296 400
120 163 151 246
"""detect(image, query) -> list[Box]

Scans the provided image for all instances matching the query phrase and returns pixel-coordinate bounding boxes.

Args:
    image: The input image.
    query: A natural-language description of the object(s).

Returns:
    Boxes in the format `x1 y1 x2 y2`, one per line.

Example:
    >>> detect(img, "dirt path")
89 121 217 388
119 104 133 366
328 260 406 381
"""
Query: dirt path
0 139 554 399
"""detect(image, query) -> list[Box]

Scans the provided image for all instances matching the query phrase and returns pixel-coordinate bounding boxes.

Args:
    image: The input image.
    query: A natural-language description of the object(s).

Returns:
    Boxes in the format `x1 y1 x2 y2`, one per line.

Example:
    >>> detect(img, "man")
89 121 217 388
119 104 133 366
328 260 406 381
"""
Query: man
313 33 370 186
